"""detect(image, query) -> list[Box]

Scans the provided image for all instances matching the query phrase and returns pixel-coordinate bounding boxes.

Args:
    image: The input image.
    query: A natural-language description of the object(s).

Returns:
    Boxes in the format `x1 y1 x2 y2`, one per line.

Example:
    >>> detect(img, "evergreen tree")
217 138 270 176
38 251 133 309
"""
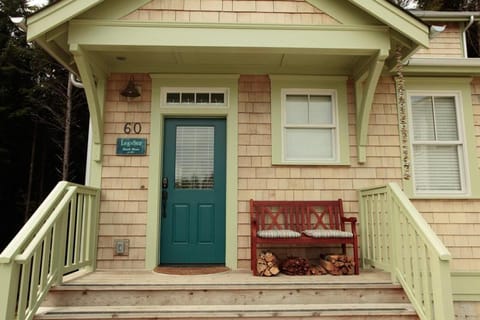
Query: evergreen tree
0 0 89 250
388 0 418 8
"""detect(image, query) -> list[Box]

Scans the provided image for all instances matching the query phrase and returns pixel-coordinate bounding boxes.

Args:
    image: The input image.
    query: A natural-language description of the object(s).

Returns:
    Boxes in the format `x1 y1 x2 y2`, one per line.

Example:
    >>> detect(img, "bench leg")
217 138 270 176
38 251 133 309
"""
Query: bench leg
251 242 257 276
353 240 360 275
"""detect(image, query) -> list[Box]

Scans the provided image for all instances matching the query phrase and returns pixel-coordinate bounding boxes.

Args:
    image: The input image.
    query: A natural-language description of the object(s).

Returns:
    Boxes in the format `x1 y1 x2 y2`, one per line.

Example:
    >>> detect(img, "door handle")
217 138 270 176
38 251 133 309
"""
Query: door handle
162 177 168 218
162 190 168 218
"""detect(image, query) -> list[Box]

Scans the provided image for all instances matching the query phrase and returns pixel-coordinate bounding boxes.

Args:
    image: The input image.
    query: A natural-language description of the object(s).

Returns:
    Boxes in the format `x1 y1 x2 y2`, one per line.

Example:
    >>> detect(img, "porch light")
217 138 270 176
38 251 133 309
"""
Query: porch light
120 76 141 98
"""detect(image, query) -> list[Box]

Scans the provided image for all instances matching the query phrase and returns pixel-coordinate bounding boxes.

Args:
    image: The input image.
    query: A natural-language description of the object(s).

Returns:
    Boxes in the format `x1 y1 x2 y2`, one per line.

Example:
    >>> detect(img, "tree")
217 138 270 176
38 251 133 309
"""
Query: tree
388 0 418 8
0 0 89 250
411 0 480 10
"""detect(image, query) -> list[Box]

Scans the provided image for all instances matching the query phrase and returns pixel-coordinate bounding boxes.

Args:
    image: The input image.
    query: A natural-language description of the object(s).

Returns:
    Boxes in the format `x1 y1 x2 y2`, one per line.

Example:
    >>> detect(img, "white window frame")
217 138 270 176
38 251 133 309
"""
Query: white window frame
407 90 470 196
281 88 340 163
160 87 229 108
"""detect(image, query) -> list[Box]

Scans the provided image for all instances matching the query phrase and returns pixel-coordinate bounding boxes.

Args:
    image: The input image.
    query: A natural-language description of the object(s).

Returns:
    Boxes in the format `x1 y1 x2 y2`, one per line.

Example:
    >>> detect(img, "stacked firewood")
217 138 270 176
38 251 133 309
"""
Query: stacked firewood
258 252 355 276
256 251 280 276
280 256 311 275
319 254 355 275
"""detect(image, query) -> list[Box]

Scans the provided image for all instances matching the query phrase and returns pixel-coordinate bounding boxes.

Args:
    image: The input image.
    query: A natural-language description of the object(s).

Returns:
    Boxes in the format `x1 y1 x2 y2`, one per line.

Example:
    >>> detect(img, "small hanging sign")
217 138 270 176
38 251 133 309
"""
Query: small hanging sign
116 138 147 155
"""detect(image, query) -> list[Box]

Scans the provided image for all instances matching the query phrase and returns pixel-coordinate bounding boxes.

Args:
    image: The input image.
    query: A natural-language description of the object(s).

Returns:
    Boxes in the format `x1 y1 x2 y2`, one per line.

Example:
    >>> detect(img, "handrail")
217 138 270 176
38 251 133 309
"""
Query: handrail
0 181 100 320
359 182 455 320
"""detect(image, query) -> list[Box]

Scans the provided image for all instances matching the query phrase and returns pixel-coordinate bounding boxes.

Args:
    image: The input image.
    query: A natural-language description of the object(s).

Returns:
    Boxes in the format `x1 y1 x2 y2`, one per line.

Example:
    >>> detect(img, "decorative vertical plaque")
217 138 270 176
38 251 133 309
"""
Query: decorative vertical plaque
116 138 147 155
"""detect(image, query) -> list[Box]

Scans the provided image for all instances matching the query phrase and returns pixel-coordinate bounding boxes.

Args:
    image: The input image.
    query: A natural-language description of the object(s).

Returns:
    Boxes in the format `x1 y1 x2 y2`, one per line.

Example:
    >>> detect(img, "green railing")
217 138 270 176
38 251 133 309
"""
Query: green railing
0 181 100 320
359 183 454 320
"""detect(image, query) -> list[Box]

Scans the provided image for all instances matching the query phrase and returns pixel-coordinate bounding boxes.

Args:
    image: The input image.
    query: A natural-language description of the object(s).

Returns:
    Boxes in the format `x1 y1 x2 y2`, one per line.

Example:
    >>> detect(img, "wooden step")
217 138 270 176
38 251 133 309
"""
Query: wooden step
36 303 418 319
41 282 409 307
34 269 419 320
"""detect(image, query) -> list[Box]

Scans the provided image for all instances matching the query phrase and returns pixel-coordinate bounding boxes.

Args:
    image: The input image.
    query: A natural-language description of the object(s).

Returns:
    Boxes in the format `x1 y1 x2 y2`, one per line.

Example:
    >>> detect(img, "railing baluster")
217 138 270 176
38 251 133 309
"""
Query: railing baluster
28 247 42 318
66 190 78 269
0 182 100 320
420 243 432 318
17 259 32 320
0 263 21 320
77 194 86 265
359 183 454 320
39 230 52 295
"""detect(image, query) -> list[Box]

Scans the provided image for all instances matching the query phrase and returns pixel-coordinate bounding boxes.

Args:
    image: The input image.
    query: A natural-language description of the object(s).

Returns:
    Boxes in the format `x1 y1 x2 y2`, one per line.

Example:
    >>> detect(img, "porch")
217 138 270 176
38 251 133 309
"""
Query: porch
35 268 417 319
0 182 454 320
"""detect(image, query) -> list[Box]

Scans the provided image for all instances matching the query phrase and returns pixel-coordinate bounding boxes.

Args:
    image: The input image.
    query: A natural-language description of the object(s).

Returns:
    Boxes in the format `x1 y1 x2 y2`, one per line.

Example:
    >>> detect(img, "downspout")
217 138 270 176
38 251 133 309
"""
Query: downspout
463 15 475 58
69 74 96 186
70 73 84 89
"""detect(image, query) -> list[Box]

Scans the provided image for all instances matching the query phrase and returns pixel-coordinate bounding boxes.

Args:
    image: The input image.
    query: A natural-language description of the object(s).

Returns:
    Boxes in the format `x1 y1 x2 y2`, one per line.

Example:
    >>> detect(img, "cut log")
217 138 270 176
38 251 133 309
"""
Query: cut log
256 251 280 276
280 256 310 275
319 254 355 275
308 265 328 276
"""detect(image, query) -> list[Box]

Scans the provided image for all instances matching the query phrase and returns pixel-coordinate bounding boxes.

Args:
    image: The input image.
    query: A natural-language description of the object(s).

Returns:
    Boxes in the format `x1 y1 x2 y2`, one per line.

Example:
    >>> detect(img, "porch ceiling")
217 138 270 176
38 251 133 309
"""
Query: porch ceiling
62 21 391 76
93 49 370 75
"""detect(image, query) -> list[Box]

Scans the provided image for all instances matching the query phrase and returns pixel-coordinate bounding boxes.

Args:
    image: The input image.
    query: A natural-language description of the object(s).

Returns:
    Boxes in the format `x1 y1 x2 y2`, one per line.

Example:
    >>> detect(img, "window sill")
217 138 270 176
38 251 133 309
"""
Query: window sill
272 159 350 166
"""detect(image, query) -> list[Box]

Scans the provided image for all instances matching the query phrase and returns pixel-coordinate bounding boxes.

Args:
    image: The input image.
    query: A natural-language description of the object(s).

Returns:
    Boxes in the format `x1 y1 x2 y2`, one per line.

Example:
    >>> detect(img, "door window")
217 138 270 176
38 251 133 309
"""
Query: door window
175 126 215 189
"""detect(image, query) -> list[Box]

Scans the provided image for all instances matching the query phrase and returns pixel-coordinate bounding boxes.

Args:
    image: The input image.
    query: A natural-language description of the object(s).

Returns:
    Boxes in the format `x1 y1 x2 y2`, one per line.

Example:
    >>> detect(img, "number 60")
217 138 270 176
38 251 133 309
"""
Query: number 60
123 122 142 134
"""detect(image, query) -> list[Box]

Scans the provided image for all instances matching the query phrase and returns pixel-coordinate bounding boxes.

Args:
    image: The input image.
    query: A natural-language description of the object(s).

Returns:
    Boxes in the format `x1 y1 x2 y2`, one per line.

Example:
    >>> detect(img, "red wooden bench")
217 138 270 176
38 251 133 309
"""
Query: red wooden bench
250 199 359 275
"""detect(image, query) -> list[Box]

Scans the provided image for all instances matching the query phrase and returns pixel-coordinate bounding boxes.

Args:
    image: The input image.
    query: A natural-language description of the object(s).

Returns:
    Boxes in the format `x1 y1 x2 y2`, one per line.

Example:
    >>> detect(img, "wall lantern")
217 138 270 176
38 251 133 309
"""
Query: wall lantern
120 76 141 98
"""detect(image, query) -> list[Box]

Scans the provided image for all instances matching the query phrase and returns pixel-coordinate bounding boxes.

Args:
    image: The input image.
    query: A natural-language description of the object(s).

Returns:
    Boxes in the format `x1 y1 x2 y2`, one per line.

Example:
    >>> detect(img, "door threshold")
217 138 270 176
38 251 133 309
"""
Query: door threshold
154 265 230 275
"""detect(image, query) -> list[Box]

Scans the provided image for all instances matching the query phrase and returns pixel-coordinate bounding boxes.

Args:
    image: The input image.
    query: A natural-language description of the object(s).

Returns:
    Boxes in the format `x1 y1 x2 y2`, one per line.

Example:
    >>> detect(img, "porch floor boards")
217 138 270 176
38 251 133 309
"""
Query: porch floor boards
60 268 392 286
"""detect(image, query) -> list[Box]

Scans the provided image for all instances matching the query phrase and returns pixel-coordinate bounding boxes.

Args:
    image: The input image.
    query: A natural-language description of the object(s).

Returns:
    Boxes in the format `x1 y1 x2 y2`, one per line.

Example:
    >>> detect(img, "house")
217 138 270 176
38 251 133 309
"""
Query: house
1 0 480 319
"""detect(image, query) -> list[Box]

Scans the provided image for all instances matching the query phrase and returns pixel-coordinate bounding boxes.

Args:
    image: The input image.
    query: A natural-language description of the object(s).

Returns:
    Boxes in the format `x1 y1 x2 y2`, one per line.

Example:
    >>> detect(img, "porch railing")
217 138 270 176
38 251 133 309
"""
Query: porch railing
359 182 454 320
0 181 100 320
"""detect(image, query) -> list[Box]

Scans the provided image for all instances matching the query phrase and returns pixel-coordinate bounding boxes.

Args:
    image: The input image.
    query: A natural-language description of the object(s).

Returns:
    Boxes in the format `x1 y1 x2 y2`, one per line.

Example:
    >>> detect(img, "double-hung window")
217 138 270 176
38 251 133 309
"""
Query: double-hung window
283 90 338 162
409 93 467 194
270 76 349 165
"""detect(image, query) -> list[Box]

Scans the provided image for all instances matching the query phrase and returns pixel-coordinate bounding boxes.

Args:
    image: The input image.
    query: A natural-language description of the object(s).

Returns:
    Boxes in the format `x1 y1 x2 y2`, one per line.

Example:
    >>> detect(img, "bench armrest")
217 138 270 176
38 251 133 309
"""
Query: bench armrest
342 216 358 236
342 216 357 224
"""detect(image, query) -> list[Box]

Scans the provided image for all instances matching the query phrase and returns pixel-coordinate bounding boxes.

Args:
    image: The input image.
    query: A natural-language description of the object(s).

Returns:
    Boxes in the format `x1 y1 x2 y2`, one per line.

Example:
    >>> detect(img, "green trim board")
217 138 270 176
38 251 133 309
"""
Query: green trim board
347 0 429 48
401 77 480 199
71 44 104 148
270 75 350 166
146 74 239 270
452 272 480 301
27 0 103 42
306 0 379 25
402 58 480 76
67 20 391 55
355 51 387 163
27 0 431 85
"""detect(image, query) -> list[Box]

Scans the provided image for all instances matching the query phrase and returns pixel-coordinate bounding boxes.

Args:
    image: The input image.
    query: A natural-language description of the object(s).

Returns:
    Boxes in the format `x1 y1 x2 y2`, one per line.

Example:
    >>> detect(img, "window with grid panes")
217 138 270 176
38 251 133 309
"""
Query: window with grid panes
409 94 467 194
282 90 338 162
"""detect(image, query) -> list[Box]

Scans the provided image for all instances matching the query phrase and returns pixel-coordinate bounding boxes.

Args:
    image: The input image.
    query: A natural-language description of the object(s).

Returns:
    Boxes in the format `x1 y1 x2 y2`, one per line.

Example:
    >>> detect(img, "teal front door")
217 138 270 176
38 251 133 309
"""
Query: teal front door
160 118 226 264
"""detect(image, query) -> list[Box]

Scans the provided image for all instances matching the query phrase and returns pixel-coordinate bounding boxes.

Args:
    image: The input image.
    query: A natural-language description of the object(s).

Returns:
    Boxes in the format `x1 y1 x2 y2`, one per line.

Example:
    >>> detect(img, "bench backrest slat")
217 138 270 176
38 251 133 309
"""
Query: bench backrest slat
251 199 345 232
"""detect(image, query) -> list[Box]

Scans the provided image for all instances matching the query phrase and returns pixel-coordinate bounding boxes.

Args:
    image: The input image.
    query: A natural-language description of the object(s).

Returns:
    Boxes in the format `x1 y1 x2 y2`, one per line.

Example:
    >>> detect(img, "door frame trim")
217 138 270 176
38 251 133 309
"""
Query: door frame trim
146 74 239 270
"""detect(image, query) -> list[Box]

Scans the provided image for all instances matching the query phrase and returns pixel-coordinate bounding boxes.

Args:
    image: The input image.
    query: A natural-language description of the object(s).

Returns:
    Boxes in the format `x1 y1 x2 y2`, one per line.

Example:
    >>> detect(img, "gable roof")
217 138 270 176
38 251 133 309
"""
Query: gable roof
27 0 429 46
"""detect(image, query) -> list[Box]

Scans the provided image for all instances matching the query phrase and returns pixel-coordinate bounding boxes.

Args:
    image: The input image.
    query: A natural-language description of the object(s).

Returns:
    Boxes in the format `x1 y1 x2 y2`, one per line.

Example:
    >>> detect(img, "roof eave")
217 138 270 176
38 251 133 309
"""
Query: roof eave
26 0 104 42
411 10 480 21
348 0 430 48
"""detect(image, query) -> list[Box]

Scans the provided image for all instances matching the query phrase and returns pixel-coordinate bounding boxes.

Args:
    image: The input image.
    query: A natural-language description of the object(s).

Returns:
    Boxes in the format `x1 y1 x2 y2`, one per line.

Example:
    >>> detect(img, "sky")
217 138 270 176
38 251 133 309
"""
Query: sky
28 0 49 7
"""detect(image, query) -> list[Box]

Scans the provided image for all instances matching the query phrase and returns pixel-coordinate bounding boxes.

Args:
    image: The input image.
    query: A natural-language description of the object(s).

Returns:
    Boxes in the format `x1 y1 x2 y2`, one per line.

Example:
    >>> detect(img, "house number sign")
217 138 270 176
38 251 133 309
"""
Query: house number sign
116 138 147 155
117 122 146 155
123 122 142 134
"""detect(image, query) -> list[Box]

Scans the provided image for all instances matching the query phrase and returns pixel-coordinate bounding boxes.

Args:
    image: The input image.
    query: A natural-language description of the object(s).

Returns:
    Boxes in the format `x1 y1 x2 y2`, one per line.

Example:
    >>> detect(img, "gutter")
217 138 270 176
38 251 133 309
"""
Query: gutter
411 11 478 57
411 10 480 20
